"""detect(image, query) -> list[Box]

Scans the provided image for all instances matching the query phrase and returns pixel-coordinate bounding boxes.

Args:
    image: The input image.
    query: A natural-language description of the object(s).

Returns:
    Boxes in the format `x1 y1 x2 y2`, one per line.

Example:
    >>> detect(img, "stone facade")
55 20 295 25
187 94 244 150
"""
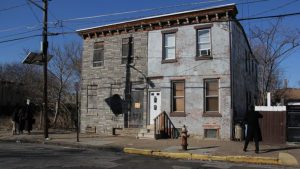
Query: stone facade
78 4 257 140
80 32 148 133
148 22 232 140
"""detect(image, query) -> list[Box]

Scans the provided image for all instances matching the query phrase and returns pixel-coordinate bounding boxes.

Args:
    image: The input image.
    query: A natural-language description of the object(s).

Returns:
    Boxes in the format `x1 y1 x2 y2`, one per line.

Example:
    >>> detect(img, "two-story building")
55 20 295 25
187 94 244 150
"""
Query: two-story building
77 4 258 140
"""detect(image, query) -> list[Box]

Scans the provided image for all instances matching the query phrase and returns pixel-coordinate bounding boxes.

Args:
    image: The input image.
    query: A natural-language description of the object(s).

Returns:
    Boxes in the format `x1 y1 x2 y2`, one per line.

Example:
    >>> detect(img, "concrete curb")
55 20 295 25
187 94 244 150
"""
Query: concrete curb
1 138 297 166
123 148 298 166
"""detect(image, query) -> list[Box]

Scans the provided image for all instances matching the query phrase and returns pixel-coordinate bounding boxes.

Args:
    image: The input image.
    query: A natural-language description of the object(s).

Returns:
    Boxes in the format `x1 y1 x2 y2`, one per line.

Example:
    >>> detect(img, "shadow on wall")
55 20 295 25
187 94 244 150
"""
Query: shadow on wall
105 94 125 116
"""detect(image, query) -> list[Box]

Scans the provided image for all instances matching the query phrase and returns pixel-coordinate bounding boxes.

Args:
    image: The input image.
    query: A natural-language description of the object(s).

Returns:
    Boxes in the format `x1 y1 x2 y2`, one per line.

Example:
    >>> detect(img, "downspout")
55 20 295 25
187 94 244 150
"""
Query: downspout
229 20 235 140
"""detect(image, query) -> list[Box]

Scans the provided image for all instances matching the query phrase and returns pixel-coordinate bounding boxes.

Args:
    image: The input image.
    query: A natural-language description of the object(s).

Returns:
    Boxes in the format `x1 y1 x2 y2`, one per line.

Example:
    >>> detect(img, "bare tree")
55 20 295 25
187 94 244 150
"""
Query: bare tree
49 41 82 126
250 19 300 105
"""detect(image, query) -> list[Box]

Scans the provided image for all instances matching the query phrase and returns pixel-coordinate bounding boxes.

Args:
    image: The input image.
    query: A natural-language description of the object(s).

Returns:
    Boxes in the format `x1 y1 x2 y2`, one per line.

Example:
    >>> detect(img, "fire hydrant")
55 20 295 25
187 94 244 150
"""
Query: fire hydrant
181 125 189 150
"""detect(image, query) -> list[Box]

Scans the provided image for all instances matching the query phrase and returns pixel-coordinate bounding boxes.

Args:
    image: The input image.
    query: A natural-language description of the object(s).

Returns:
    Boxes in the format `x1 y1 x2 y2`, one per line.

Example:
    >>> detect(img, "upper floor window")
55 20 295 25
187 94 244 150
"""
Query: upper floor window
197 29 211 57
121 37 134 64
163 33 176 60
204 79 219 112
171 80 185 116
93 41 104 67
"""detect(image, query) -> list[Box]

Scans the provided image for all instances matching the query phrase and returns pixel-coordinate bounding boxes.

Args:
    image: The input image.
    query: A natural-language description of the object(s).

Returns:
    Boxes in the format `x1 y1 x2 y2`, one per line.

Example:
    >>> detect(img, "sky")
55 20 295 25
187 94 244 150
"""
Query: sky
0 0 299 87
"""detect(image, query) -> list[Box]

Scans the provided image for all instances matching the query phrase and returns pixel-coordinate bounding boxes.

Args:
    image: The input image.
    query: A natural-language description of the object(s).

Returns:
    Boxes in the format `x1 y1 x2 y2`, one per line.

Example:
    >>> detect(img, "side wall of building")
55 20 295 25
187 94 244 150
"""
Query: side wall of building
148 22 232 140
80 32 148 134
230 21 258 122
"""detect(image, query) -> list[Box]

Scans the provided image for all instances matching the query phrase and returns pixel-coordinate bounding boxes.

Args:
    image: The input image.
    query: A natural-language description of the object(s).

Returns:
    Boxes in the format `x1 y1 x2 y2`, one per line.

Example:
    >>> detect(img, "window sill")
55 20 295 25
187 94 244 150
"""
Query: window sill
202 112 222 117
195 56 213 60
161 59 177 64
170 112 186 117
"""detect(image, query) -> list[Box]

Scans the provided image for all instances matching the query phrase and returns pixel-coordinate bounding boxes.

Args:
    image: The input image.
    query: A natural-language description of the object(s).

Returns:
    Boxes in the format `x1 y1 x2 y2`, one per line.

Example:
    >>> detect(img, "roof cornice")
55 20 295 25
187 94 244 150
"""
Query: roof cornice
77 4 237 39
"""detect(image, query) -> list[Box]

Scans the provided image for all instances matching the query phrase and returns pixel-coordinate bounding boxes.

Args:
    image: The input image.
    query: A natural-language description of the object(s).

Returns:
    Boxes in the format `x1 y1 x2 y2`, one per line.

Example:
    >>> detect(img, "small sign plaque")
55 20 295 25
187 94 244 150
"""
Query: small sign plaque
134 102 141 109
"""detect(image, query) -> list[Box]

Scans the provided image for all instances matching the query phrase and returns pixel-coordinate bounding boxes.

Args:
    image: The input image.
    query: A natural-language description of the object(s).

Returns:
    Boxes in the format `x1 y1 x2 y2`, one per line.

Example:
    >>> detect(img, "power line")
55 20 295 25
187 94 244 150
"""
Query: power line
2 9 300 44
0 0 42 13
26 1 42 23
1 0 270 33
0 3 27 12
0 34 41 44
59 0 226 23
0 28 42 39
53 0 271 24
250 0 300 17
237 11 300 21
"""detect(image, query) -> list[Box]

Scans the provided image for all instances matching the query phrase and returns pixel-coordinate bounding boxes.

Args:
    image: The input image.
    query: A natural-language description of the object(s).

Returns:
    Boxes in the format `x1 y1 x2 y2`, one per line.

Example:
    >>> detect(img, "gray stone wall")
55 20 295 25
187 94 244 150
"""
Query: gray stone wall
80 32 148 134
148 22 232 140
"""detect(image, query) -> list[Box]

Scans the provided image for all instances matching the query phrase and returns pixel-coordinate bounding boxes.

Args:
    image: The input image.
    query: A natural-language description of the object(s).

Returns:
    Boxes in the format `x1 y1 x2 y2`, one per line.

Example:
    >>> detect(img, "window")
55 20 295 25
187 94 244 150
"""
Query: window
204 129 218 139
121 37 134 64
204 79 219 112
163 33 176 60
93 42 104 67
171 80 185 116
87 85 97 110
197 29 211 57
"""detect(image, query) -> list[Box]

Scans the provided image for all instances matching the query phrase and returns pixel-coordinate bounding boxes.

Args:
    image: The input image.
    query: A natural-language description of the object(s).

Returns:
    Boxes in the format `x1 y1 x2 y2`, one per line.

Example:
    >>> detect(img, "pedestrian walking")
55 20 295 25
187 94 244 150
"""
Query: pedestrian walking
18 106 25 134
243 105 263 154
11 106 19 135
24 103 33 135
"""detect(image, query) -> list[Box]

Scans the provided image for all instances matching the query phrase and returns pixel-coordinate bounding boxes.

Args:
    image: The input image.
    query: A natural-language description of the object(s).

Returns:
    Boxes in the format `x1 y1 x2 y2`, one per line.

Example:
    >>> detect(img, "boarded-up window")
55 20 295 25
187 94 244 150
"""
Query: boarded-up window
93 42 104 67
87 85 97 110
204 79 219 112
171 80 185 116
121 37 134 64
204 129 219 138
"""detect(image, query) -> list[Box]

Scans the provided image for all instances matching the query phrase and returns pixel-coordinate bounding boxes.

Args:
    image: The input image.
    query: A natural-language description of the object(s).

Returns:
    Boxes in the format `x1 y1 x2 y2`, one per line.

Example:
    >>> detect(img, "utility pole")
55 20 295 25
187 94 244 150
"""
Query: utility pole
26 0 48 139
124 36 133 128
75 82 80 142
42 0 49 139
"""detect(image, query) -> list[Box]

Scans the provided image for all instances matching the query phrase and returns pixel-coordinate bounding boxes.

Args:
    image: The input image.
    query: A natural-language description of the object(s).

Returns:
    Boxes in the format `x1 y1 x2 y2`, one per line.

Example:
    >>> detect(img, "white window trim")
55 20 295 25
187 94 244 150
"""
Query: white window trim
197 29 212 57
163 33 176 60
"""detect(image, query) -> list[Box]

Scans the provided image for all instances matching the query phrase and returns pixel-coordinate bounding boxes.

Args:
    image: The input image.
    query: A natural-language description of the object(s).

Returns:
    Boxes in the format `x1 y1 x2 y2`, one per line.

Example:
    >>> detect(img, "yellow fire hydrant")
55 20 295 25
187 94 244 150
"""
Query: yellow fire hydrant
181 125 189 150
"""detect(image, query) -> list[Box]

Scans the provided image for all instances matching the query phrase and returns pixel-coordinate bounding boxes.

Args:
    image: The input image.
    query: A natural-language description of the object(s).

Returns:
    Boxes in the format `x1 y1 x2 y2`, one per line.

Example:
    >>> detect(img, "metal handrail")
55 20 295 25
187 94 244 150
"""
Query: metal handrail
153 111 179 139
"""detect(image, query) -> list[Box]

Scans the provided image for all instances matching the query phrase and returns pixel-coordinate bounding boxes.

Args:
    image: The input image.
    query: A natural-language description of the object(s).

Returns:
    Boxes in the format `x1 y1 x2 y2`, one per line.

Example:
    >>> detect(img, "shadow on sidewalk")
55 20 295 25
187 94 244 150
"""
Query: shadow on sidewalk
260 146 300 154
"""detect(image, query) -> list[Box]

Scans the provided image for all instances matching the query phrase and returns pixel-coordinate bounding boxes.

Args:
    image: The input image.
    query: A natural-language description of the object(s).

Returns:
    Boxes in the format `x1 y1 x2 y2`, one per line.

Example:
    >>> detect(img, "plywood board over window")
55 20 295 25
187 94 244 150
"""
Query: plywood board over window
171 80 185 117
204 79 221 117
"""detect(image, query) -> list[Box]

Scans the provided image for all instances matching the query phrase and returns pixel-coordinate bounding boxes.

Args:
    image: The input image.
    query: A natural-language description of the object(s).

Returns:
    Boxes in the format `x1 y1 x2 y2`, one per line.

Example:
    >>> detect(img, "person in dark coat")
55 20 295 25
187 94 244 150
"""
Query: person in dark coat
17 106 25 134
243 105 263 153
24 103 33 135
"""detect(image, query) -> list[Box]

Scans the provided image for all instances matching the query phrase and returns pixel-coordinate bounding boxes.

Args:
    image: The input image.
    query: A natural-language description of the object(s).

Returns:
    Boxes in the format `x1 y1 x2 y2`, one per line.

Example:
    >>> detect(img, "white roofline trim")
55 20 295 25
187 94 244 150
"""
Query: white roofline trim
76 3 235 32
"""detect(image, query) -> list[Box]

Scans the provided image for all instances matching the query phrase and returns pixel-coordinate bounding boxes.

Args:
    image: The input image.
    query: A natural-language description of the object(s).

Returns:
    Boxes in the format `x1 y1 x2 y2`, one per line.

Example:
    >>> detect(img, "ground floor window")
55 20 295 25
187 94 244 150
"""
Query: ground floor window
171 80 185 116
204 129 219 139
204 79 219 112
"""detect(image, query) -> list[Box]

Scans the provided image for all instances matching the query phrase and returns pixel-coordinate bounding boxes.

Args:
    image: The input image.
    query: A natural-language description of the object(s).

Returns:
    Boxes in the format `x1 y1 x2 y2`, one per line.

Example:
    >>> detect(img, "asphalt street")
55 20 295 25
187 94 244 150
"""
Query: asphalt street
0 142 296 169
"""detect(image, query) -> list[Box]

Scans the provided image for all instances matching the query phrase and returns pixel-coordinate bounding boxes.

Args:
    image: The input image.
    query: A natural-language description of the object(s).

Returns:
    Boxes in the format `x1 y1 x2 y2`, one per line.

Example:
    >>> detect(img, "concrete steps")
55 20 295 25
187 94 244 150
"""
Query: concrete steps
119 128 140 136
137 125 155 139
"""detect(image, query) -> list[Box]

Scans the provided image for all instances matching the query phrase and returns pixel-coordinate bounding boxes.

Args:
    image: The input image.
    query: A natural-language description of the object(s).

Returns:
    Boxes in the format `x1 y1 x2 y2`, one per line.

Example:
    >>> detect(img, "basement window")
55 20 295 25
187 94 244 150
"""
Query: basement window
204 129 218 139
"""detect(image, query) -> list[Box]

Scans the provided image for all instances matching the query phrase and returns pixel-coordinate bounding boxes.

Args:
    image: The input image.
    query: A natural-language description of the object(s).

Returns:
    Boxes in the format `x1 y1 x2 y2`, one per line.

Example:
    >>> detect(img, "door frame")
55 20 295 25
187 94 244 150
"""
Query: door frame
148 91 161 125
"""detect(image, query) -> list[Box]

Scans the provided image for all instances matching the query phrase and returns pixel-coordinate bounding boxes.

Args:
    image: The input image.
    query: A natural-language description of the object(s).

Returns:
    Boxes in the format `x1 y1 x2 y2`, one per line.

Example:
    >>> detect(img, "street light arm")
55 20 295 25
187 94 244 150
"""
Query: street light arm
128 65 147 80
28 0 45 11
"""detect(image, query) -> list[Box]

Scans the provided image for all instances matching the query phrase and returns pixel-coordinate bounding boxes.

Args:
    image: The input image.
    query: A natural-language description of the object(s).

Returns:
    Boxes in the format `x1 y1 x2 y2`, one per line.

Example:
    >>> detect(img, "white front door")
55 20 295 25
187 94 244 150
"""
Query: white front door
149 92 161 124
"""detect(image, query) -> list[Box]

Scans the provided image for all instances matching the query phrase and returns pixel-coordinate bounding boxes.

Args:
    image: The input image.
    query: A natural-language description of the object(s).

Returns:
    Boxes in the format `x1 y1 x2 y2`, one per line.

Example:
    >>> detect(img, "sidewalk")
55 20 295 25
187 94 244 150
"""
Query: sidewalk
0 129 299 167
